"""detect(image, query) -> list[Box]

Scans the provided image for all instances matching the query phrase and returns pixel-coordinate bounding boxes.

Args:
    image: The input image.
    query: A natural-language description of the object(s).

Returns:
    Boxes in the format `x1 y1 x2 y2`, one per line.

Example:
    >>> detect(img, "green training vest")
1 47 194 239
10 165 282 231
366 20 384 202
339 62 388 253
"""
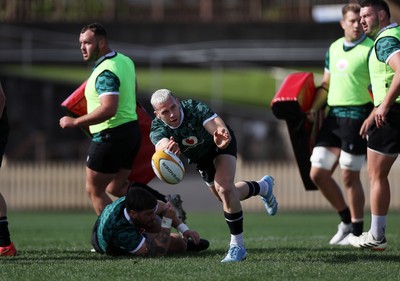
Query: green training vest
327 37 373 106
369 26 400 106
85 52 137 134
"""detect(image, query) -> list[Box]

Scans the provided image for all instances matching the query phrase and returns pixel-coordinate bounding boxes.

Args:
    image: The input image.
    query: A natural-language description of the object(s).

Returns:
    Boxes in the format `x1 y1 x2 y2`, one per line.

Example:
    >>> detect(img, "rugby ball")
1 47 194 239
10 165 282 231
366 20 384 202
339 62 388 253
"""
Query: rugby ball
151 150 185 184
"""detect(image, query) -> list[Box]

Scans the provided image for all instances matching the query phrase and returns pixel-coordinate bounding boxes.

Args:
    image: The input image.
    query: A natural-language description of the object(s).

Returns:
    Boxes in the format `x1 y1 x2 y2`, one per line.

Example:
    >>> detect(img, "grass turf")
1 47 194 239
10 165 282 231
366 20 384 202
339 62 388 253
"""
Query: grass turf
1 64 322 107
1 211 400 281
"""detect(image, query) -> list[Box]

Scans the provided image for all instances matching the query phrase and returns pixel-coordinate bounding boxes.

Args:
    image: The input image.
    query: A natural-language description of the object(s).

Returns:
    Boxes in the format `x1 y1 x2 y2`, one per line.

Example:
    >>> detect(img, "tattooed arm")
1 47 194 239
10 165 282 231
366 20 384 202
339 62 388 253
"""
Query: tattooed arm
137 202 176 257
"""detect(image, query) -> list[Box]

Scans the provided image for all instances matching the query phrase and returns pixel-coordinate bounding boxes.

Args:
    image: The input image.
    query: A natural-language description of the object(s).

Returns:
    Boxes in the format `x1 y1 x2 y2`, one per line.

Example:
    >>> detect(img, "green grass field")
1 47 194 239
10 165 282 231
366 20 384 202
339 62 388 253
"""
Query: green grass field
1 64 322 107
1 211 400 281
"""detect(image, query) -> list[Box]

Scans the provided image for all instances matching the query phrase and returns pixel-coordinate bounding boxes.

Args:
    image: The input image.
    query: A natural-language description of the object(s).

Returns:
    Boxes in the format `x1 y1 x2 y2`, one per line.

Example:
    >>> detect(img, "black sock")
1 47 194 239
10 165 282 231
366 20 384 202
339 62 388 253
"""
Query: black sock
352 221 363 236
224 211 243 235
0 216 11 246
338 208 351 224
244 181 260 200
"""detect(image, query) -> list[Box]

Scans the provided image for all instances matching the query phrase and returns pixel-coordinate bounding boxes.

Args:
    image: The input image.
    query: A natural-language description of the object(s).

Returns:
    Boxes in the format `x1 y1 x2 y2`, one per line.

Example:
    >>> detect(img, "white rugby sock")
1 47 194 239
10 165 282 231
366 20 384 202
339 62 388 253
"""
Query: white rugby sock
257 179 270 197
230 233 244 247
370 214 386 241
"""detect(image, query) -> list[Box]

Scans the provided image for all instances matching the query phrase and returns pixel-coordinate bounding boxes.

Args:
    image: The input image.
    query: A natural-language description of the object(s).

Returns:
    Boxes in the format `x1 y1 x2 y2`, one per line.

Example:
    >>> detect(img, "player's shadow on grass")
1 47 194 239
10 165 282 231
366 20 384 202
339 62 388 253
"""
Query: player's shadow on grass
166 248 400 263
4 247 396 264
0 249 214 264
246 247 400 263
0 249 123 264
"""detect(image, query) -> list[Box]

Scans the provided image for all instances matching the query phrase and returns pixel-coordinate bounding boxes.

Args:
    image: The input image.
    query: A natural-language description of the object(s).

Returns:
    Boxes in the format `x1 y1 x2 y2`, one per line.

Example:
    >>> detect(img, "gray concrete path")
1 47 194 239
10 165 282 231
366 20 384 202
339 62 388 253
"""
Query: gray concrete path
147 167 221 212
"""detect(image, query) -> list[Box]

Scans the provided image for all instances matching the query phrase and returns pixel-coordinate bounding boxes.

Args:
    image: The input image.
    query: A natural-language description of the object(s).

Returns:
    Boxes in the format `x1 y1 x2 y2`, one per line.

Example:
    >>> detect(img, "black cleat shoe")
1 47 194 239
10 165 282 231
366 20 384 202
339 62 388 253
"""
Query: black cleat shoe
169 194 187 223
187 238 210 252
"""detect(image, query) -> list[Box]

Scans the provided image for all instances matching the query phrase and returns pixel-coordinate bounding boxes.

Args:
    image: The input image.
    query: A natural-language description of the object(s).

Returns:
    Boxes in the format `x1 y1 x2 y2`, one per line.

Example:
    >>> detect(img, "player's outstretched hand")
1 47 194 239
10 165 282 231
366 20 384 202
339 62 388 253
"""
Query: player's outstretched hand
214 127 230 149
166 136 181 155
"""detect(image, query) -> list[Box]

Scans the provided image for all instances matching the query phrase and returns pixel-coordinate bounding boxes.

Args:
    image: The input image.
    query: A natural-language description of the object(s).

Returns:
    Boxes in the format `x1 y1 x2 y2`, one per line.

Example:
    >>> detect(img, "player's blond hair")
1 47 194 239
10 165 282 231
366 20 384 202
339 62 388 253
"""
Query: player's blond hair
151 89 175 107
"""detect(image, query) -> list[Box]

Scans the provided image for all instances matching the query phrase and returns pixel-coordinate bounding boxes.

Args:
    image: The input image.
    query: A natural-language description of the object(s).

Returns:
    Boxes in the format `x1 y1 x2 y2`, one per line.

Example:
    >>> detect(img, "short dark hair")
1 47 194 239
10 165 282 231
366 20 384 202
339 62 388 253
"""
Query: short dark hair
125 184 157 212
360 0 391 19
81 23 108 38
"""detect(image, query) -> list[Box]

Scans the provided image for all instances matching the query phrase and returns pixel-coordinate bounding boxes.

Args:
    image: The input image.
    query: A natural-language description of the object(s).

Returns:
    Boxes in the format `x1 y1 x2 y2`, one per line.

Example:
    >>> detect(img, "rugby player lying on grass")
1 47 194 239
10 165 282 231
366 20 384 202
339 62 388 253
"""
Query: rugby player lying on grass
91 182 209 256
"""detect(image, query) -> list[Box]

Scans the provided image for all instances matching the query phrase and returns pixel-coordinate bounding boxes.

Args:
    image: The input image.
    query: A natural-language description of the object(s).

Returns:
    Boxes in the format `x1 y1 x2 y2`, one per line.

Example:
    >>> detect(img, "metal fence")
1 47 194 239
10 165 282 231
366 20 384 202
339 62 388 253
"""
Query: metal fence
2 159 400 212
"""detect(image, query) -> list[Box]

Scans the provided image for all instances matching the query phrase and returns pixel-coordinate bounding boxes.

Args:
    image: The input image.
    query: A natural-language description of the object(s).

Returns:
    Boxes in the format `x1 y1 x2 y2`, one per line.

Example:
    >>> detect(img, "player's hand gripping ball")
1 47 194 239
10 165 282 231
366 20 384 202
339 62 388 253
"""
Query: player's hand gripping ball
151 150 185 184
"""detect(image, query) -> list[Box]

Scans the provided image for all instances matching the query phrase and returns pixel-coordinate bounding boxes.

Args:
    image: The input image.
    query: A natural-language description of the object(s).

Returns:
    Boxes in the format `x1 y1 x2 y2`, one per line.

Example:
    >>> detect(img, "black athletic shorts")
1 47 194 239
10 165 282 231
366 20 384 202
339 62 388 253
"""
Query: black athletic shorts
195 127 237 184
315 105 372 155
368 103 400 154
86 121 141 173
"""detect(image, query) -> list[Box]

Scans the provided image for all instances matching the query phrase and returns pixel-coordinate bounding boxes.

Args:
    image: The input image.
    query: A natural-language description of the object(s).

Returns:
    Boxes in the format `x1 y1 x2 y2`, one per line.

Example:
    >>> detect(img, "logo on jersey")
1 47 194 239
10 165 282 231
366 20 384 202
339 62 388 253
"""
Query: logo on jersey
336 58 348 71
182 136 198 146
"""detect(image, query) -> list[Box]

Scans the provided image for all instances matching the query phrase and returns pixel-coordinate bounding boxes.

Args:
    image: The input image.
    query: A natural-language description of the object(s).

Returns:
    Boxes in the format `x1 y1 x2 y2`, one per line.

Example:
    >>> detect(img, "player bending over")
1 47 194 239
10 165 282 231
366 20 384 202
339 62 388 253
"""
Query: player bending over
149 89 278 262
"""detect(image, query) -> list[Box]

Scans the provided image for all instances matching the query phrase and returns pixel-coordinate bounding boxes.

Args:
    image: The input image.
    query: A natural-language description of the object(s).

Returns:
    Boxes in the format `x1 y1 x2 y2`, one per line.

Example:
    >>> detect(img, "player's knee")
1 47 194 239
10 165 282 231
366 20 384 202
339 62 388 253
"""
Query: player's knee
341 172 361 189
86 182 109 198
85 183 96 196
106 184 126 197
310 147 337 170
309 168 324 185
339 151 365 171
215 184 227 197
215 183 233 199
